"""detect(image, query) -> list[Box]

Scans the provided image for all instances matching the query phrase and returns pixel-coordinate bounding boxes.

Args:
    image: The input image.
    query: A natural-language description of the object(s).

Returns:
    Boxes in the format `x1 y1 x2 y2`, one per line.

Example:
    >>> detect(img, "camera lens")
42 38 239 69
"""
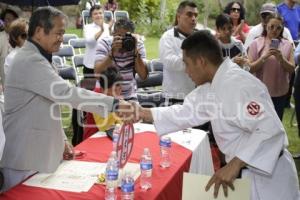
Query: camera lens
122 33 135 51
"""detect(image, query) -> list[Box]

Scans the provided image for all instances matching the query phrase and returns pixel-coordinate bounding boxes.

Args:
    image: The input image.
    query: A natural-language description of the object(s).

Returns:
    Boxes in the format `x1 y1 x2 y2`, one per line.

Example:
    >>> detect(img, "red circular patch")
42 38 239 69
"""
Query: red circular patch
247 101 260 116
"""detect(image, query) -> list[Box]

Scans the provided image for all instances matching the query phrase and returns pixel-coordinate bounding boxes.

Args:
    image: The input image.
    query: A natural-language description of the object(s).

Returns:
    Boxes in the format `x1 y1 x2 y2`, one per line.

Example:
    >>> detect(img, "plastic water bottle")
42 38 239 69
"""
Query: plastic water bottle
112 124 121 152
121 172 135 200
140 148 152 190
105 157 119 200
159 136 171 168
109 151 119 168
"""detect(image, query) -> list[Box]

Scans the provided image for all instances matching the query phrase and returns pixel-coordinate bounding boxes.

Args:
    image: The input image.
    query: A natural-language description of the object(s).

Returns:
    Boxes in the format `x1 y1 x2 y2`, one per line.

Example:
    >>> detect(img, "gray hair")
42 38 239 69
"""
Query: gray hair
28 6 66 38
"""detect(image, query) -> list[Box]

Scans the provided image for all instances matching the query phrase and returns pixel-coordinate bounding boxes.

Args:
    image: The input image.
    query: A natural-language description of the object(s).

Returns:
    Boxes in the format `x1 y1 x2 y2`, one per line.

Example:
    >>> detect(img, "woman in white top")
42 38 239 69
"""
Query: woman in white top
4 18 28 76
83 5 113 78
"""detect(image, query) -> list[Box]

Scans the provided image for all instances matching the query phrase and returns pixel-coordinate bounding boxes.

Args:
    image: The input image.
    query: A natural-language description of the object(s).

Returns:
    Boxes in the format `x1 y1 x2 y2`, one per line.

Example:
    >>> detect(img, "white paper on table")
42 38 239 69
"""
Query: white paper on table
24 161 141 192
24 160 107 192
165 129 206 151
90 131 107 138
182 173 251 200
133 123 156 133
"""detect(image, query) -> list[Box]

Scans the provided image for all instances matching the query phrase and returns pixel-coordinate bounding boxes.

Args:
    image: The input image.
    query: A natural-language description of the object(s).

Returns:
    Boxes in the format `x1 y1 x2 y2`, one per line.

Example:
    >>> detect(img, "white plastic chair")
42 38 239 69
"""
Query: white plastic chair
114 10 129 21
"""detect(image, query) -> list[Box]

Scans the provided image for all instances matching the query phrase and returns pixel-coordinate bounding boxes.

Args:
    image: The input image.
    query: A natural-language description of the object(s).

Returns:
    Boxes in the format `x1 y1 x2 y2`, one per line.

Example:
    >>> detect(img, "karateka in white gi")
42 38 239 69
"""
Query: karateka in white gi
132 30 300 200
0 112 5 161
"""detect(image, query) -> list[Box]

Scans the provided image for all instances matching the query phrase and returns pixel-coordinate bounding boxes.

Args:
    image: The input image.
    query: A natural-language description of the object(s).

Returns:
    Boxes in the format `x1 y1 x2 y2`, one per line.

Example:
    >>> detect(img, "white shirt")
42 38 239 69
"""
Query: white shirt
151 58 299 200
83 22 110 69
0 31 10 84
4 47 19 76
159 27 195 99
244 23 294 50
0 111 5 160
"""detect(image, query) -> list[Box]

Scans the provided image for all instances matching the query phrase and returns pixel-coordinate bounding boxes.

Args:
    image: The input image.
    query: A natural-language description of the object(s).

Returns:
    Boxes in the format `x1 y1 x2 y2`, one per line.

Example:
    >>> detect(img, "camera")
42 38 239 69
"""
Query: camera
122 32 135 52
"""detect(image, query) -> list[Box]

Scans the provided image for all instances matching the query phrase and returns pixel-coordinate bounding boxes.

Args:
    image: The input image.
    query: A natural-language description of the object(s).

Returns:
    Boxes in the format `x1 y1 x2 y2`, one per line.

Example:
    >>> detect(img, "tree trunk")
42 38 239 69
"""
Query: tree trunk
160 0 166 22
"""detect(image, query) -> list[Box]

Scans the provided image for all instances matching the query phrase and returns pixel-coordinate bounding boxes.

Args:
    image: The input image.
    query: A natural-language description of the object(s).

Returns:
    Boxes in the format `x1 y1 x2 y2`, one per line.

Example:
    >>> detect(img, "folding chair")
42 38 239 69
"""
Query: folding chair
137 92 165 108
114 10 129 21
58 65 78 84
53 45 75 64
72 54 85 80
104 10 114 23
136 71 163 89
72 54 85 69
82 9 90 26
145 60 152 72
63 34 78 45
52 55 64 67
69 38 86 54
150 59 163 72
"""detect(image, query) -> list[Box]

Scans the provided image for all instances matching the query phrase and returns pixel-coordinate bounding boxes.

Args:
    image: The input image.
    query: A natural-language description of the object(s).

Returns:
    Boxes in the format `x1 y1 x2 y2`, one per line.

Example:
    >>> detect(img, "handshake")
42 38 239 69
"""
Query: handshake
115 100 152 124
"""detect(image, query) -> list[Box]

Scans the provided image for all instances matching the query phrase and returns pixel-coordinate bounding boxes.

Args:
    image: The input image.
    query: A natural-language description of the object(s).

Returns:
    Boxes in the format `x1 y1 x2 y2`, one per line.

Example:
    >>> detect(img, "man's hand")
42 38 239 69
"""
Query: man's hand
111 35 123 55
269 48 284 61
233 54 249 67
108 19 114 33
116 100 138 124
63 140 74 160
205 157 246 198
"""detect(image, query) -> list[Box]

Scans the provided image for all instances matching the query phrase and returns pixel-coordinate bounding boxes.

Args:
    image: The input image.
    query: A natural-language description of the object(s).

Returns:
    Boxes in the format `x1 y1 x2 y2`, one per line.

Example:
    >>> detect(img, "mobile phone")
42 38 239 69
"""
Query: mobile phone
270 39 280 49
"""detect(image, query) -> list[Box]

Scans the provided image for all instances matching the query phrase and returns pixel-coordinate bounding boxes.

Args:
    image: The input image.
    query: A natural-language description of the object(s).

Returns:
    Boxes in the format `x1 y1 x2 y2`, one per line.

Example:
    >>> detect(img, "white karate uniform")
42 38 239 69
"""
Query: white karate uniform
151 58 300 200
0 112 5 160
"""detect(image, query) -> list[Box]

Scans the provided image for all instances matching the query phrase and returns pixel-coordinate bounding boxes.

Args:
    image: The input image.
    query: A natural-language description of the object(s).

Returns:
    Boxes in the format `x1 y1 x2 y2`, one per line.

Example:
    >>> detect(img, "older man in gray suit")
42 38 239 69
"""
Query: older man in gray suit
0 6 134 192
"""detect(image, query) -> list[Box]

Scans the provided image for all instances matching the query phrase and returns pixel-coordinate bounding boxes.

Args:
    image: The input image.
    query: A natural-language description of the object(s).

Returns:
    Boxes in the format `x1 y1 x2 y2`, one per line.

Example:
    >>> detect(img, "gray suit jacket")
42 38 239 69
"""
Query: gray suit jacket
0 41 115 173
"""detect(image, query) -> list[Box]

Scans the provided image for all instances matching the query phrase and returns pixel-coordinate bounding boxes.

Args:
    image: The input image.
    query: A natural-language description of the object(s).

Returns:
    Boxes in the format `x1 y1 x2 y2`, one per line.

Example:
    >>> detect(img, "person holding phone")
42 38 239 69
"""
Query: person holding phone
248 13 295 120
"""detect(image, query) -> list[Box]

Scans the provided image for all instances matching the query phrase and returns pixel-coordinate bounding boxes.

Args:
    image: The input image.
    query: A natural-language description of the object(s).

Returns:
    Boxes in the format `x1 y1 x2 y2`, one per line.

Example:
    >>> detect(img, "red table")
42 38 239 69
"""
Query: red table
0 132 192 200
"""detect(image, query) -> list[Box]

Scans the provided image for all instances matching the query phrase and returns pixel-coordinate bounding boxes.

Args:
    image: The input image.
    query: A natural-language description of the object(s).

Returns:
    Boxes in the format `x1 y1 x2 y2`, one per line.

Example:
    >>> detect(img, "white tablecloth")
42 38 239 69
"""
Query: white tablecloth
133 123 214 176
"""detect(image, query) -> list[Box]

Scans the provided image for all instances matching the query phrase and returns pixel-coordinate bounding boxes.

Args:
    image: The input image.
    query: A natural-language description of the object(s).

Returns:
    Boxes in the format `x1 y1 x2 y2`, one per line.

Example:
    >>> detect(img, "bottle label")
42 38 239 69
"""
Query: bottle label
121 182 134 192
140 163 152 170
160 140 171 147
106 170 118 181
113 134 119 143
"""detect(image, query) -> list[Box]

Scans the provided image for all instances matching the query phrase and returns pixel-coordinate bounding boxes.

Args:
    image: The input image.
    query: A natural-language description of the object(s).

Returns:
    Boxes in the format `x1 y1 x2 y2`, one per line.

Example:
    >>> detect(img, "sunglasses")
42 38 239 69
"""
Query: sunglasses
230 8 241 12
268 24 283 31
20 33 27 39
261 12 271 19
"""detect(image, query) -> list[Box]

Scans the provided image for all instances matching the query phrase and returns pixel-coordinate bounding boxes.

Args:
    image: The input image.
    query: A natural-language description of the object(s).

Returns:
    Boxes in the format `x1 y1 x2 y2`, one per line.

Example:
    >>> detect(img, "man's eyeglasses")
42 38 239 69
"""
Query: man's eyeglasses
268 24 283 31
20 33 27 39
230 8 241 13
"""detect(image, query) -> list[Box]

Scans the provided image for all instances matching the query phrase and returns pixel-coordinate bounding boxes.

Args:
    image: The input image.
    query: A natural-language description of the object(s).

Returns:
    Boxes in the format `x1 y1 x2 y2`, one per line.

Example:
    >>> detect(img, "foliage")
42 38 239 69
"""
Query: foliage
119 0 179 37
244 0 262 25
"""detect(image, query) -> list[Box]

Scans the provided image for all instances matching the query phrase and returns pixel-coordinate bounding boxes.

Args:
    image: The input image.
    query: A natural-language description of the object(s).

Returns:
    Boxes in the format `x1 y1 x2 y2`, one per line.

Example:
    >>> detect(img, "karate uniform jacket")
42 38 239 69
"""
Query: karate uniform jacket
151 58 300 200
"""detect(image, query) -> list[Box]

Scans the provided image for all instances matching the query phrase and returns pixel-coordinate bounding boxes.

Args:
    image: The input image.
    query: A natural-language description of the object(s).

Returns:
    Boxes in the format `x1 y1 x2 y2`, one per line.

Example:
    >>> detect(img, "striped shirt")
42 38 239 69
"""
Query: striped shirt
95 36 146 99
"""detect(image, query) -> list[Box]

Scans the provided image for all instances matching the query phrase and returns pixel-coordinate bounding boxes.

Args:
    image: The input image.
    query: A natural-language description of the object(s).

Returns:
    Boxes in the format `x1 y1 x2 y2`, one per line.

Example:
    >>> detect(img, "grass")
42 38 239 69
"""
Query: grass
144 37 160 59
66 28 83 37
283 106 300 154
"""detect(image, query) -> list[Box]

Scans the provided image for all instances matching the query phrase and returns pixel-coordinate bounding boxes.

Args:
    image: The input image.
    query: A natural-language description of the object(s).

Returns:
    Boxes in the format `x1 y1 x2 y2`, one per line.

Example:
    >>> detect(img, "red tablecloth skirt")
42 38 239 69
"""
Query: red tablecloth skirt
0 132 192 200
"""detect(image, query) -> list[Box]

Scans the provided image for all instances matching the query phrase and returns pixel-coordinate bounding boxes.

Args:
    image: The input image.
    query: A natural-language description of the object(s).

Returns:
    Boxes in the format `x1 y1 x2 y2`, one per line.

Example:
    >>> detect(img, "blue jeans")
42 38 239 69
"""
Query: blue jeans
271 95 287 120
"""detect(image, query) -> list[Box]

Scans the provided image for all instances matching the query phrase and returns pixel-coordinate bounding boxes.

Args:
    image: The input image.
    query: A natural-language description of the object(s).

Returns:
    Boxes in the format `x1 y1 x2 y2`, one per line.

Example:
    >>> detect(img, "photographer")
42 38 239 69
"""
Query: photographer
94 19 148 101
